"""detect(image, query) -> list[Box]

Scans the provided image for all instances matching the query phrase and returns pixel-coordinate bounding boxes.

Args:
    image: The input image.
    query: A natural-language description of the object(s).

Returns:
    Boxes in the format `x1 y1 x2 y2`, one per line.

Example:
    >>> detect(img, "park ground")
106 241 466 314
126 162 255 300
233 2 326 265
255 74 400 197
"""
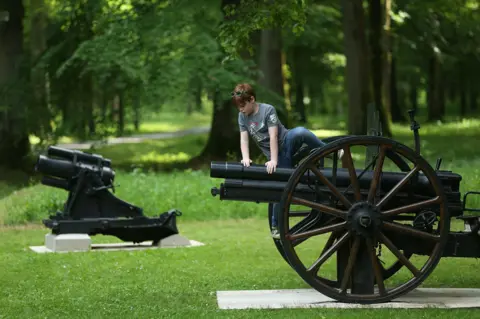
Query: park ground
1 111 480 318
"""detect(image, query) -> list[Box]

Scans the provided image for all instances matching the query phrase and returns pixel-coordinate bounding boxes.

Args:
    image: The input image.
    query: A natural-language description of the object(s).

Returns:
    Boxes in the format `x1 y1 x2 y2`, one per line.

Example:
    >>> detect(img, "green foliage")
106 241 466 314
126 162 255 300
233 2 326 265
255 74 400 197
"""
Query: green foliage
219 0 308 58
4 0 480 158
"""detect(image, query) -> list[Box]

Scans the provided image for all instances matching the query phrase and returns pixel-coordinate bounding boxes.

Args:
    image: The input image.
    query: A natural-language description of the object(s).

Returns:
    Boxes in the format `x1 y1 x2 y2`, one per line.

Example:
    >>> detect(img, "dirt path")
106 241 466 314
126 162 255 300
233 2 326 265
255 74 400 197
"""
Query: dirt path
54 126 211 150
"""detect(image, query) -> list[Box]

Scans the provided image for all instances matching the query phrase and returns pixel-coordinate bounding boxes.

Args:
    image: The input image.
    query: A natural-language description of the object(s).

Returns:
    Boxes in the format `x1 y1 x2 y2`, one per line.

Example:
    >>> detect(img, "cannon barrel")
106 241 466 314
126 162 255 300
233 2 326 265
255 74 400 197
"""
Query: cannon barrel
210 162 463 215
47 146 111 167
211 161 295 182
41 176 70 190
36 153 115 188
211 178 317 204
211 161 435 192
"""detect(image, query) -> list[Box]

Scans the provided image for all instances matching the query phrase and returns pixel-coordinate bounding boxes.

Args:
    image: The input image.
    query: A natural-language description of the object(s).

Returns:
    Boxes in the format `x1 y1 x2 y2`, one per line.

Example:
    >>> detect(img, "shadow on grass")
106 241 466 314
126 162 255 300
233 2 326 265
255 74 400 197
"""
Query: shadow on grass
88 134 212 172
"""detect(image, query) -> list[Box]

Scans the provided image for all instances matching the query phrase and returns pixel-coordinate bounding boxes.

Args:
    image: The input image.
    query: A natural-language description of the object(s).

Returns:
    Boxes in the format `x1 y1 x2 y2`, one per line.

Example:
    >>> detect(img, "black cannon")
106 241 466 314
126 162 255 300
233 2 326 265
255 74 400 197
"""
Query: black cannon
35 146 182 245
210 110 480 304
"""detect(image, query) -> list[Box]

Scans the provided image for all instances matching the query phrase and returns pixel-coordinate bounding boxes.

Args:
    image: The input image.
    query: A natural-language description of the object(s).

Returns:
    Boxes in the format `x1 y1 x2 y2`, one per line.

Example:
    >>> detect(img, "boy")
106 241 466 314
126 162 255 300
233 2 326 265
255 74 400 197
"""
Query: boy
232 83 343 239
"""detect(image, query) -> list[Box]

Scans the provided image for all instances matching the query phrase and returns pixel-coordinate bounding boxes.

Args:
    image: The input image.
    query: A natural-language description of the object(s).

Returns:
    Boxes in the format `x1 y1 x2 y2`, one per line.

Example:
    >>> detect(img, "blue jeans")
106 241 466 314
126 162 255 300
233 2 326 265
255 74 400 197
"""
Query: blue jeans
271 127 327 228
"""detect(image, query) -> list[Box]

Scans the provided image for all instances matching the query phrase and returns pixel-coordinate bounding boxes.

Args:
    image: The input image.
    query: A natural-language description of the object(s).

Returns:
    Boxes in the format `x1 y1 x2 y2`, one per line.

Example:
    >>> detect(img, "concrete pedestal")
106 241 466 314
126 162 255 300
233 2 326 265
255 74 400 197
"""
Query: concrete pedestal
45 233 91 252
30 233 204 253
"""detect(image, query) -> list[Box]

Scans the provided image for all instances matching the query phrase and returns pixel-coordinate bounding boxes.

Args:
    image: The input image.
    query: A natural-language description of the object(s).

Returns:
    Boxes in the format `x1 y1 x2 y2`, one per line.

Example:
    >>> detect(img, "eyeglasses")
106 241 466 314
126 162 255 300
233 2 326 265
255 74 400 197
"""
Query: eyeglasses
231 90 245 97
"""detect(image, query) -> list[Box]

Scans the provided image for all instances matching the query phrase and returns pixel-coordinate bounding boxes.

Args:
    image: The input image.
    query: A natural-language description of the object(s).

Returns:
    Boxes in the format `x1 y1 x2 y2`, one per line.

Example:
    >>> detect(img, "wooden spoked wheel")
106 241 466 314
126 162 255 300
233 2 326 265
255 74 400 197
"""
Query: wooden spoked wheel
268 135 414 282
277 136 449 304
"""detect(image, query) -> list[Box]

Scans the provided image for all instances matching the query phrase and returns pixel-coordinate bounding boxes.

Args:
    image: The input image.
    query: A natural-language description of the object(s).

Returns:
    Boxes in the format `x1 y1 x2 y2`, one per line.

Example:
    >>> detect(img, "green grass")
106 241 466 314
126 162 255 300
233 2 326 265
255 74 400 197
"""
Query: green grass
0 220 478 318
125 111 211 134
29 111 212 145
89 133 209 171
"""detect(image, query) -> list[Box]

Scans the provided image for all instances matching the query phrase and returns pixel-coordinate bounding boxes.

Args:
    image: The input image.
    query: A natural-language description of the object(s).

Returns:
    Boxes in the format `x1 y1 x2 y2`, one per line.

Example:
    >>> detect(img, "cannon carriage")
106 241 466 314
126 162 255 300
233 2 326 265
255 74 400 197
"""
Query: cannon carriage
209 111 480 304
35 146 182 245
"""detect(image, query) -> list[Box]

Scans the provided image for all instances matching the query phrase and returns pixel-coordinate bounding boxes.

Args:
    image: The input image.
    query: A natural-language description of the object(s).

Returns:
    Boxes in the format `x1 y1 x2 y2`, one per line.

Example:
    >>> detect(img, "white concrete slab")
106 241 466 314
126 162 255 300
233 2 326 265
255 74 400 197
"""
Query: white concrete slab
216 288 480 309
30 234 204 253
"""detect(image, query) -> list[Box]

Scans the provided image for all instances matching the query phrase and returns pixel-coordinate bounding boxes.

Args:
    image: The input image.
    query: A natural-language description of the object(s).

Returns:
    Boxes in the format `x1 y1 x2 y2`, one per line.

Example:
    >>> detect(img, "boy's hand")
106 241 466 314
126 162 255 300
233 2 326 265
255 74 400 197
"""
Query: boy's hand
265 160 277 174
241 158 252 167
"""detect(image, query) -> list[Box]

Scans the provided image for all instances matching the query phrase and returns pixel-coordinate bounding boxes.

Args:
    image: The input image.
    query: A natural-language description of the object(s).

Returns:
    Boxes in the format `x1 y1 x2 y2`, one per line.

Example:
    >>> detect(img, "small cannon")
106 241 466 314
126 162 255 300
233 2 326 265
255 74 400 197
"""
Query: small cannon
210 110 480 304
35 146 182 245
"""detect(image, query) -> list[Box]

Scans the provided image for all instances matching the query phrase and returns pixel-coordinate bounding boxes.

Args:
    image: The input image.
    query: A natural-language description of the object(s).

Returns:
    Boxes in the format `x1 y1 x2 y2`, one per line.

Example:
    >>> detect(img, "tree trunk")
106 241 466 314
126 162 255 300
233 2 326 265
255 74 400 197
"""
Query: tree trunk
368 0 392 136
410 83 418 111
0 0 31 169
439 76 446 118
85 75 95 135
258 28 289 127
191 0 244 165
470 88 478 112
307 84 322 115
390 57 405 122
101 91 108 124
382 0 393 122
29 0 49 139
195 79 202 112
292 47 306 124
111 95 118 123
198 90 241 162
341 0 369 135
427 55 443 121
133 91 141 131
117 92 124 136
460 85 467 116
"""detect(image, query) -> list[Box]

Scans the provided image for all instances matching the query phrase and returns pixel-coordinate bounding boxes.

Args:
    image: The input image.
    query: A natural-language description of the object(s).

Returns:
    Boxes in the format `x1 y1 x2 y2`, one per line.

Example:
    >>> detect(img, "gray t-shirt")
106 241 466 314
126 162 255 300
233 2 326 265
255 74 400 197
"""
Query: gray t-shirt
238 103 289 160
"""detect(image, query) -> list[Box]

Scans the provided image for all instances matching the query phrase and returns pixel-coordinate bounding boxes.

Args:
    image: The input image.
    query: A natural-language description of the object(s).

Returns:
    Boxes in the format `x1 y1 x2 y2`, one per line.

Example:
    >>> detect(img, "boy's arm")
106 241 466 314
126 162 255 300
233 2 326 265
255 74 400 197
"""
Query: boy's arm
240 131 252 167
268 126 278 164
265 106 280 174
266 126 278 174
238 114 252 167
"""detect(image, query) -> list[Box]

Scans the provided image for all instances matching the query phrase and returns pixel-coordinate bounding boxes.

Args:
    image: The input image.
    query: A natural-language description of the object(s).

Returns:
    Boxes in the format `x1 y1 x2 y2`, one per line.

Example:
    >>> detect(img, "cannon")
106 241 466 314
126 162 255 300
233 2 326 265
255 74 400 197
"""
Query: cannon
35 146 182 245
209 110 480 304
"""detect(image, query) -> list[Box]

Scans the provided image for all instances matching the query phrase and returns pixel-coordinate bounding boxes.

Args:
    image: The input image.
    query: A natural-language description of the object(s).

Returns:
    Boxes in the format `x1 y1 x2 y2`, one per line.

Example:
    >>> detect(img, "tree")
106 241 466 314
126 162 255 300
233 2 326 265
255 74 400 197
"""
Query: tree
341 0 369 135
0 1 31 169
194 0 253 163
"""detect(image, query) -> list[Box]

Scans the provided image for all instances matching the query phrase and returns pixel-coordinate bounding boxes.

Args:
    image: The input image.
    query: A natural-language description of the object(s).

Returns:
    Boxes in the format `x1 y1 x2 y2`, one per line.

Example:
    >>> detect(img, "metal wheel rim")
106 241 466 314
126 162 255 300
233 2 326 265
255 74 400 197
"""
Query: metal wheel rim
269 135 414 282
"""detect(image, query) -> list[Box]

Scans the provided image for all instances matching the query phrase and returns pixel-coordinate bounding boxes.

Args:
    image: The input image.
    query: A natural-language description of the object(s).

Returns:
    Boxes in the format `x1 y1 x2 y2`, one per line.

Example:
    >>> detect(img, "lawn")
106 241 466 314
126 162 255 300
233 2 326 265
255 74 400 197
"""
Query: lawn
0 220 478 318
28 110 212 146
125 111 212 134
1 114 480 318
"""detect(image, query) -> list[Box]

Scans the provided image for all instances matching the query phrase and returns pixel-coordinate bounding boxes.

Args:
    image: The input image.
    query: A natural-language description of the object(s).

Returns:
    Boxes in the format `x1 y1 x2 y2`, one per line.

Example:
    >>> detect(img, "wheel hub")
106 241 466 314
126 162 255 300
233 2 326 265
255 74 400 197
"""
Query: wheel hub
347 201 382 237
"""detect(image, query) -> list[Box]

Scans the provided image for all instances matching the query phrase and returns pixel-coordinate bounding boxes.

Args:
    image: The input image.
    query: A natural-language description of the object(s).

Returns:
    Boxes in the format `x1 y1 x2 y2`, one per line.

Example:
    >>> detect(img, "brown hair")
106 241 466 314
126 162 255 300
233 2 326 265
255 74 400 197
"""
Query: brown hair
231 83 256 107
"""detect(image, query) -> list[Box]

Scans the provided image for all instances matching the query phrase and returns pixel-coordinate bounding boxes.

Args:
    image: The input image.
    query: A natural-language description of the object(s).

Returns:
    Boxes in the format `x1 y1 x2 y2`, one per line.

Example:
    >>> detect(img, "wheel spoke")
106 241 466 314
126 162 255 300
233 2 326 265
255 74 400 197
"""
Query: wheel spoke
286 214 322 248
289 212 322 234
319 231 339 257
366 237 386 295
288 210 312 218
307 231 352 273
382 196 442 217
309 166 352 209
287 221 347 241
377 232 421 277
343 146 361 201
291 197 347 219
340 236 361 293
367 146 386 204
383 221 441 242
376 166 420 209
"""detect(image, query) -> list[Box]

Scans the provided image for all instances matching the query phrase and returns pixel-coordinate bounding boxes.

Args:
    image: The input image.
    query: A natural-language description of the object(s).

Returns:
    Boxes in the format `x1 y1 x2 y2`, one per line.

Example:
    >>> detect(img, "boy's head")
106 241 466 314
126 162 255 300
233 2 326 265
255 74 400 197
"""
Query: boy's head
231 83 257 115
